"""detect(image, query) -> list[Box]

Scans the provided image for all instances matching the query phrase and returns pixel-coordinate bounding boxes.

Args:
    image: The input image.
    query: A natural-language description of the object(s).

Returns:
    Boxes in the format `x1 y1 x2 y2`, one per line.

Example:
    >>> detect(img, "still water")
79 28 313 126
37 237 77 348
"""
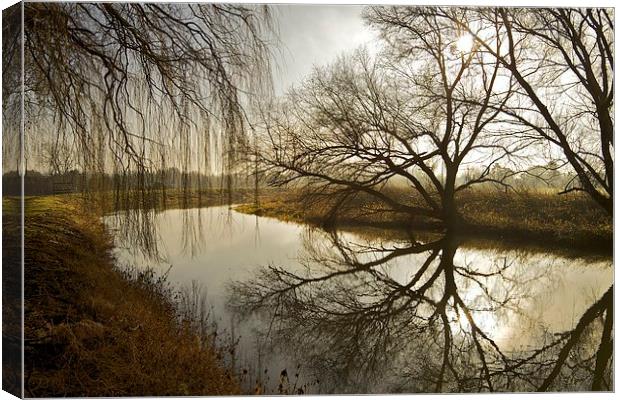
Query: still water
107 206 613 394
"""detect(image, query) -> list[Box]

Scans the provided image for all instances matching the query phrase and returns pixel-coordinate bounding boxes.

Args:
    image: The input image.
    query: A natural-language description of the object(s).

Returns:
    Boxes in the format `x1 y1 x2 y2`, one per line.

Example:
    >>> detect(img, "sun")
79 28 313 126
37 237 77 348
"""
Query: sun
455 34 474 53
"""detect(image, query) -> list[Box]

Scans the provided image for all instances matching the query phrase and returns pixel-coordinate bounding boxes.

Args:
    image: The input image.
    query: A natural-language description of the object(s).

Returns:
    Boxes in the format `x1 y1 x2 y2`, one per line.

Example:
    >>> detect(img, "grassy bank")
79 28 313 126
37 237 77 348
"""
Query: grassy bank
4 196 239 396
235 188 612 253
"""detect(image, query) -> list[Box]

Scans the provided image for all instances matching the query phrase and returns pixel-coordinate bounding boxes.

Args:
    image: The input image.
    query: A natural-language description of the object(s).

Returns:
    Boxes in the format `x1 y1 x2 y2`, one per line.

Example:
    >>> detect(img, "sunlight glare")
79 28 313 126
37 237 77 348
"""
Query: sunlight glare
456 34 474 53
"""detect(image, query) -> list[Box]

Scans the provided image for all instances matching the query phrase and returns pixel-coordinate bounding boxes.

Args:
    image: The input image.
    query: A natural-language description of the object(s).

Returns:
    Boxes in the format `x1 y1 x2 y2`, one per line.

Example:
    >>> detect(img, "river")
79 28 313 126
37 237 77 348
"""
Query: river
106 206 613 394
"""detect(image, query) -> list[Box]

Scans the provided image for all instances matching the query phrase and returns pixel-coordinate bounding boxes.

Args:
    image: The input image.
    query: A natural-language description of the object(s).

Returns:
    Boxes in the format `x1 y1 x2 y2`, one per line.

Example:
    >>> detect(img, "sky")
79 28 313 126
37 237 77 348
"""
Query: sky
270 5 378 95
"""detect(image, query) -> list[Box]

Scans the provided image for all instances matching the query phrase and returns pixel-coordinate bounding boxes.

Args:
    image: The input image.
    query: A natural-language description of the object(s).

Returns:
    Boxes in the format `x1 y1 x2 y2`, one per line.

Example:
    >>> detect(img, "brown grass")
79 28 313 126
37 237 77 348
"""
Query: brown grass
4 196 240 397
455 190 611 250
235 188 612 253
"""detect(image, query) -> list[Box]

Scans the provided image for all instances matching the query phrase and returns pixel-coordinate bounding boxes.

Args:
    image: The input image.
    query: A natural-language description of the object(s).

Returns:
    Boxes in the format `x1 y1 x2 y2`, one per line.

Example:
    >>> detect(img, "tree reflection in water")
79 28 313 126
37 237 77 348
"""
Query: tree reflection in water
229 229 612 393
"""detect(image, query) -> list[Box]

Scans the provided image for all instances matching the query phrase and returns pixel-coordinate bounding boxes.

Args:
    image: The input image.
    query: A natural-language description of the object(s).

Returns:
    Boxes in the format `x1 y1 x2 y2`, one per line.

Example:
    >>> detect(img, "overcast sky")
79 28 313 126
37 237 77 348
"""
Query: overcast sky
270 5 378 95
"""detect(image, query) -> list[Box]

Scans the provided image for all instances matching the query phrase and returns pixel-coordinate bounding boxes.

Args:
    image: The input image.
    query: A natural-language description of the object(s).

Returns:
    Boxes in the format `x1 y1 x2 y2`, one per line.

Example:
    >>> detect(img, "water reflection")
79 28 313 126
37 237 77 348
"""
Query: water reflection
229 229 612 393
108 207 613 394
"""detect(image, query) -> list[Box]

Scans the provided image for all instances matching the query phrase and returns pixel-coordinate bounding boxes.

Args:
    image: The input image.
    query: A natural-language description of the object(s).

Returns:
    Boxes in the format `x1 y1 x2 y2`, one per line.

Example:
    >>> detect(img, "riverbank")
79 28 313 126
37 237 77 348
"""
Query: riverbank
4 196 239 396
235 189 612 253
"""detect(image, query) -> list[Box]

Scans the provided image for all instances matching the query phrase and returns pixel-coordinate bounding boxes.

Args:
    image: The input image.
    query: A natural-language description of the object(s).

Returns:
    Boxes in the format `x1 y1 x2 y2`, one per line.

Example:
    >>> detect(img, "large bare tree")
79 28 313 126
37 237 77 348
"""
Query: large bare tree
258 11 521 232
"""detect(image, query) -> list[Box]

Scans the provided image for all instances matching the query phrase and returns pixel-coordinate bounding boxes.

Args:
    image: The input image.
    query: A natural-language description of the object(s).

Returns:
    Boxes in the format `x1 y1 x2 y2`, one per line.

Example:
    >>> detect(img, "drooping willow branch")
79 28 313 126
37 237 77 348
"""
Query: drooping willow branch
8 3 276 256
20 2 274 191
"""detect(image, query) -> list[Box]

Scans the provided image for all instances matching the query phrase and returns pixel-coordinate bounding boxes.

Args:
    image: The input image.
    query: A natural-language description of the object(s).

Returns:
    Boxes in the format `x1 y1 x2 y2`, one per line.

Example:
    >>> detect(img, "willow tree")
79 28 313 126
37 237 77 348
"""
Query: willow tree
257 12 521 232
14 2 274 204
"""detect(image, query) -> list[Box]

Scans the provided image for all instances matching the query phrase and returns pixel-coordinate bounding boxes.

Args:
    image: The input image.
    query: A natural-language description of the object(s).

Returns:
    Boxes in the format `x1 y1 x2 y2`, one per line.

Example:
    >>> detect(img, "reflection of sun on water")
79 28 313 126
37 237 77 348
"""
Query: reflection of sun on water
445 284 507 345
447 304 499 338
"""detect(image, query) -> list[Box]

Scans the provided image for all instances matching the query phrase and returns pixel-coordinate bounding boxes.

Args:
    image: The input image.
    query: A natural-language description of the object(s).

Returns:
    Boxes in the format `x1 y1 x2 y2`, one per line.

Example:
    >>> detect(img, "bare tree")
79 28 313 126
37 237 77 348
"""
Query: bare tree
2 4 22 175
2 3 277 258
258 17 521 232
361 11 615 386
402 7 613 215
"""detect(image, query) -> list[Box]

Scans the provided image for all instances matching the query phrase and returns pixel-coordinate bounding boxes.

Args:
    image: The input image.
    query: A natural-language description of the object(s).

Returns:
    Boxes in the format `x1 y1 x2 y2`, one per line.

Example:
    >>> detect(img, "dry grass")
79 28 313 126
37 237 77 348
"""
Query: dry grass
2 197 22 396
456 190 611 250
4 196 240 397
235 188 612 253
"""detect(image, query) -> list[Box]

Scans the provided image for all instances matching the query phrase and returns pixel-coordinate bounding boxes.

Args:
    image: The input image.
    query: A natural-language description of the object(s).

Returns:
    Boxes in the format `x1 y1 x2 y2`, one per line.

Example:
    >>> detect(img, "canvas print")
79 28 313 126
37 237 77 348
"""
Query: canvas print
1 1 614 397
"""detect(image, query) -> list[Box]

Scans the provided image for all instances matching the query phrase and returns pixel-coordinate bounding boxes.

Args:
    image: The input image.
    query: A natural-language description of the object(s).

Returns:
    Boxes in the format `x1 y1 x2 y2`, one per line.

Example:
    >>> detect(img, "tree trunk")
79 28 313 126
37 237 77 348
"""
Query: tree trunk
442 168 463 233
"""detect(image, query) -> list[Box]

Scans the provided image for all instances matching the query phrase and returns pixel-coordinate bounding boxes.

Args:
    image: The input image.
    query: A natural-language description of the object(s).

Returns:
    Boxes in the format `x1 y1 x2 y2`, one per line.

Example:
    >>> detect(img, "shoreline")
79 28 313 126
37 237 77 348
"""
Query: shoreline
4 189 612 395
234 189 613 255
5 196 240 397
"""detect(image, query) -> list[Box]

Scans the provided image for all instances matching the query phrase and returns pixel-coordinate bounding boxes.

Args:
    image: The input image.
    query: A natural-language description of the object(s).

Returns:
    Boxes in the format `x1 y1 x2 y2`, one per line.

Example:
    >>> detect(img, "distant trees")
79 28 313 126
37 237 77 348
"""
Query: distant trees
258 11 523 232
